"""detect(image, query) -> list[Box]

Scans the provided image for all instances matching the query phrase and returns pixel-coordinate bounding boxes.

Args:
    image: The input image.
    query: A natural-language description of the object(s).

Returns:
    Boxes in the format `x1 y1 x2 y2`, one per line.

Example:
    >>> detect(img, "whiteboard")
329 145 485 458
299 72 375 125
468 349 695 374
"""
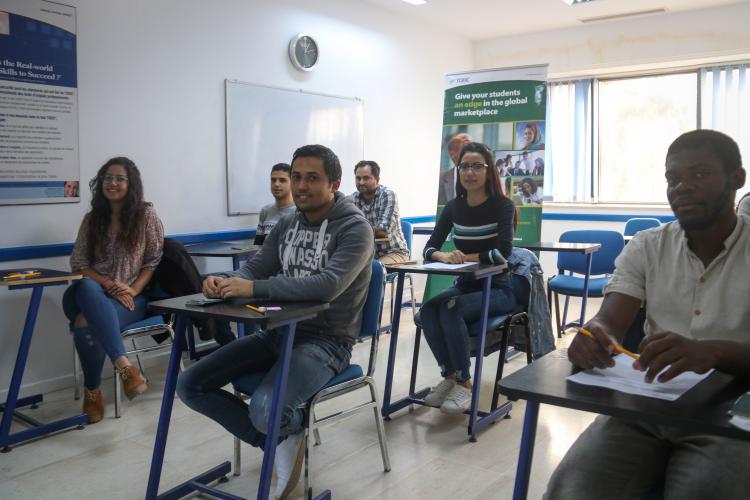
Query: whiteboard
225 80 364 215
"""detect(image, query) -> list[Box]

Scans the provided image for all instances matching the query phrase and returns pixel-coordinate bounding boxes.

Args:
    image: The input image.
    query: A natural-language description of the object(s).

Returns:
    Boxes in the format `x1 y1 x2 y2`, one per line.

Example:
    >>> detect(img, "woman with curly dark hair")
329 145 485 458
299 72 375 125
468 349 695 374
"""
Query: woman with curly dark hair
63 157 164 423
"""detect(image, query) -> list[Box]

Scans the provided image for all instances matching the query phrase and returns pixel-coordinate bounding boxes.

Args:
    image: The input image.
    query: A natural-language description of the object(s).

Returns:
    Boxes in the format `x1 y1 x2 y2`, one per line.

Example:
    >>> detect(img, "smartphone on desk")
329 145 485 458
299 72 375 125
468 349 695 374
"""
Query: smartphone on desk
185 297 226 306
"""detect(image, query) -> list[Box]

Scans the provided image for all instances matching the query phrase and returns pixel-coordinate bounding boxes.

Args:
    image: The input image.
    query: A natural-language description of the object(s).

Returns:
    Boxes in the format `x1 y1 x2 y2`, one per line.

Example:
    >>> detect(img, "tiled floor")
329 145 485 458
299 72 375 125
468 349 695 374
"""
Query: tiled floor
0 290 602 500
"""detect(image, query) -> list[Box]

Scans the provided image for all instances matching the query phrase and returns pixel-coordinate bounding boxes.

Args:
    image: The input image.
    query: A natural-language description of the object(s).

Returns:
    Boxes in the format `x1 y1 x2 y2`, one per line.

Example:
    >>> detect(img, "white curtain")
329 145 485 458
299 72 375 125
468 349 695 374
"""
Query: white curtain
546 79 593 202
700 65 750 198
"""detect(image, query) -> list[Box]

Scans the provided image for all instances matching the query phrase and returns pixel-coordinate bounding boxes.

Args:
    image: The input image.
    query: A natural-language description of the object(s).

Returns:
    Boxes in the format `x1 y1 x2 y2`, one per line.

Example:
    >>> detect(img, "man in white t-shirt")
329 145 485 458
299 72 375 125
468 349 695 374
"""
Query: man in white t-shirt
545 129 750 500
254 163 296 245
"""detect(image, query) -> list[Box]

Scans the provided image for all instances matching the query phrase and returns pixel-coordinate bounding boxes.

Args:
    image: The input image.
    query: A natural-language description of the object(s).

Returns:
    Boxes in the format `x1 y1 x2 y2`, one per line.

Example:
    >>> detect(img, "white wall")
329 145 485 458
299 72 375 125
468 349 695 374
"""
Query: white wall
0 0 472 397
474 2 750 77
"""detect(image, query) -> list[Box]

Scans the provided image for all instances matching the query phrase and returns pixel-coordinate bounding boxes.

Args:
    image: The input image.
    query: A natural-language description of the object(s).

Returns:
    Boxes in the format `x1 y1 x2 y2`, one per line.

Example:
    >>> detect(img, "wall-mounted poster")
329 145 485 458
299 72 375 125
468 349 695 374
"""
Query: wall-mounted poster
0 0 78 205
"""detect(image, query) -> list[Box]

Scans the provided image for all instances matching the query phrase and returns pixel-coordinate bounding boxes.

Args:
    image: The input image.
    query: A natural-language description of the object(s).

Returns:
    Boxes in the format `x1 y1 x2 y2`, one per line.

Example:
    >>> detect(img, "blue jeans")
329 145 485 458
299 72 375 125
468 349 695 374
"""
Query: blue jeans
420 275 516 383
176 329 351 450
62 278 147 389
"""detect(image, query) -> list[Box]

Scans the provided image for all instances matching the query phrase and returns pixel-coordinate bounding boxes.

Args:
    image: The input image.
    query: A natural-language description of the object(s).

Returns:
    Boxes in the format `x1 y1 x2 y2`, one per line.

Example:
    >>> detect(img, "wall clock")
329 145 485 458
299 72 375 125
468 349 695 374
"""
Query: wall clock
289 33 319 72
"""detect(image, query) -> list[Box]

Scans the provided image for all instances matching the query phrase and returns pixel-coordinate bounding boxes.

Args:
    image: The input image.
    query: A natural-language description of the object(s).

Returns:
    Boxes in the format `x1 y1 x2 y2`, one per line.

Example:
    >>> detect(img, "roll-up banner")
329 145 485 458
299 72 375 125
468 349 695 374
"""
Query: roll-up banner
0 0 78 205
425 64 548 300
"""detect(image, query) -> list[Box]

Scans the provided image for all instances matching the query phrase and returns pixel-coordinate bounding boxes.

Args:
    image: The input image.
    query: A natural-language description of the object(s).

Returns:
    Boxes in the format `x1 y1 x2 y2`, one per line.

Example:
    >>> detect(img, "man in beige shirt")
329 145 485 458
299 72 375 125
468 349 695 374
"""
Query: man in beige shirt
545 129 750 500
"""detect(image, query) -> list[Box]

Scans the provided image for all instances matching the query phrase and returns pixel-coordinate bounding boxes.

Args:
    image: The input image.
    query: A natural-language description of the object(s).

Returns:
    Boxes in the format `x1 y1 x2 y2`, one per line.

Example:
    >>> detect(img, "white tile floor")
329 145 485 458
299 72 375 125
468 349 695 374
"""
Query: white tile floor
0 288 602 500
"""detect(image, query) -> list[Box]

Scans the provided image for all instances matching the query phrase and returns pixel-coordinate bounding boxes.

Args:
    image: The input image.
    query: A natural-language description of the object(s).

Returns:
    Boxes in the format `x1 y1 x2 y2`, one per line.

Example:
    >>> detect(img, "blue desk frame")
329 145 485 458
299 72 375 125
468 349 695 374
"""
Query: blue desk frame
144 299 329 500
380 263 512 441
184 241 260 359
0 270 87 452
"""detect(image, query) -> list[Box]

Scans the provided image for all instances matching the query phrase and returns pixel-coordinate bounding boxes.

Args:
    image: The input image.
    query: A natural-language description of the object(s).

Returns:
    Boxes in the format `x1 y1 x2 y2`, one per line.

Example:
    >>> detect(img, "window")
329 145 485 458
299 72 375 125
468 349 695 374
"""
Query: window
547 64 749 204
597 73 697 204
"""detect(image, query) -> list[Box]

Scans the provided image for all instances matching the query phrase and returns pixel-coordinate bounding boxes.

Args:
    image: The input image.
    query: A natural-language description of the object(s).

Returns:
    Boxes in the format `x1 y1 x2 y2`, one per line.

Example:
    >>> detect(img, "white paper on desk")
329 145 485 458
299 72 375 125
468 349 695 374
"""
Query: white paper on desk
566 354 713 401
420 262 475 270
730 415 750 433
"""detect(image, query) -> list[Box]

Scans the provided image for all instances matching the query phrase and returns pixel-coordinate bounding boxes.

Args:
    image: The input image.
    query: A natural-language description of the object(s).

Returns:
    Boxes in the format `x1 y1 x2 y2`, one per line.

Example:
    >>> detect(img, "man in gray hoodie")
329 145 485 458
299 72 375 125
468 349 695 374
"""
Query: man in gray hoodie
177 144 373 499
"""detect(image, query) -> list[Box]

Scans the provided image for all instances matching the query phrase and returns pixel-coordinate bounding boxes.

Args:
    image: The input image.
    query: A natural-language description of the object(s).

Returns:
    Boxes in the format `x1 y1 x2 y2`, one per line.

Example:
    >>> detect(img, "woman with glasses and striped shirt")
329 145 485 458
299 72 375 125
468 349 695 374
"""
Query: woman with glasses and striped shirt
420 142 517 414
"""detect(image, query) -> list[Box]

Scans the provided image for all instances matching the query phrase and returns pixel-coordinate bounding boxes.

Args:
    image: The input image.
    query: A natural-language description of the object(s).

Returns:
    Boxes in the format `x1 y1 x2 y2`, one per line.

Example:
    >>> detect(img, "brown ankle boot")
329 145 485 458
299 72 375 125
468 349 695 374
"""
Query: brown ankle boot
83 388 104 424
117 365 148 400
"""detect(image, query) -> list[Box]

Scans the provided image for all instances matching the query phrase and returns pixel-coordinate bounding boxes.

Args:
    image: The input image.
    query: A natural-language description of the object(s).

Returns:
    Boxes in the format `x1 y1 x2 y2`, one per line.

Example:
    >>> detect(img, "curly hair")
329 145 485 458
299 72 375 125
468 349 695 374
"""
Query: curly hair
85 157 149 261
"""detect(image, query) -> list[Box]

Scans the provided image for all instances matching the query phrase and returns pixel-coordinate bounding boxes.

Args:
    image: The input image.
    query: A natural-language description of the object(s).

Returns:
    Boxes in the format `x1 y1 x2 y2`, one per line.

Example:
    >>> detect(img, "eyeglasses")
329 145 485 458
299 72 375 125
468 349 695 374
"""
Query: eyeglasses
101 175 128 184
457 162 488 173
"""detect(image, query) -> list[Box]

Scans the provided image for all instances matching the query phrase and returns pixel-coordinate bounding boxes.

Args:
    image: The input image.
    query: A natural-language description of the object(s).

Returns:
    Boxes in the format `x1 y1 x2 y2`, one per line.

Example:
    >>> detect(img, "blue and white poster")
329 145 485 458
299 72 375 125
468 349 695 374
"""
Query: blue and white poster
0 0 78 204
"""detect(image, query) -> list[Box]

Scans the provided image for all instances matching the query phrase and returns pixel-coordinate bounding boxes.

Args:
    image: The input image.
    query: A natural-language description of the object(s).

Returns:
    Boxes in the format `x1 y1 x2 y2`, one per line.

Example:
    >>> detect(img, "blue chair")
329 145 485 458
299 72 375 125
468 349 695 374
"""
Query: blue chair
409 283 533 441
624 217 661 237
547 230 624 337
383 220 417 329
231 260 391 498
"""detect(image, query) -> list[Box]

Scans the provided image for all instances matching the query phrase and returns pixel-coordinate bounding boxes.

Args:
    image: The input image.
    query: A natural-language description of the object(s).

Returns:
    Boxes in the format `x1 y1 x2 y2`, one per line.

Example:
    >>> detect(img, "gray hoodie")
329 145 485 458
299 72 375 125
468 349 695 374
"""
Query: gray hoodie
227 191 373 346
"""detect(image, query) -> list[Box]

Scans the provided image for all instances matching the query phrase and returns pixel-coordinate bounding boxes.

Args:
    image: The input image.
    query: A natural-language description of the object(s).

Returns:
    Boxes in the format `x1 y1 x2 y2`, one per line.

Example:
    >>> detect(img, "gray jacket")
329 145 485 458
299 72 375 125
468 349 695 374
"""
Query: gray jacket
227 191 373 346
508 247 556 358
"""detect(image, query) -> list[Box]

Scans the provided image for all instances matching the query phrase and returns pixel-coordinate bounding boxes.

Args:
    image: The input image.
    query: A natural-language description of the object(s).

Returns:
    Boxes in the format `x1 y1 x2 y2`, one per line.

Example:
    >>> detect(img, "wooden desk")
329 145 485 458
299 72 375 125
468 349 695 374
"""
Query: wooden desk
381 261 510 441
412 224 434 236
185 240 260 270
498 351 750 500
516 241 601 254
144 293 329 500
0 269 85 451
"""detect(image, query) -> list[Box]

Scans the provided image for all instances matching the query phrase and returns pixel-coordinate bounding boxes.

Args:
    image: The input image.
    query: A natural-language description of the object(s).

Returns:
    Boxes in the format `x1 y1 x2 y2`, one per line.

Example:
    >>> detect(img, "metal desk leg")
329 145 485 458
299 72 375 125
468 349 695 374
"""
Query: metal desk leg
145 314 188 500
0 286 86 451
0 286 43 450
257 322 297 500
381 272 405 418
513 401 540 500
467 276 491 442
579 253 593 327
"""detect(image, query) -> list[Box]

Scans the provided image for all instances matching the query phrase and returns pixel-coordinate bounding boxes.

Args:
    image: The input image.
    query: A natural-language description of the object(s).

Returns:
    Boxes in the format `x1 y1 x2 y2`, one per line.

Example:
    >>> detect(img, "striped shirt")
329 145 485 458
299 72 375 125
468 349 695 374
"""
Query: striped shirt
352 185 409 259
423 195 515 265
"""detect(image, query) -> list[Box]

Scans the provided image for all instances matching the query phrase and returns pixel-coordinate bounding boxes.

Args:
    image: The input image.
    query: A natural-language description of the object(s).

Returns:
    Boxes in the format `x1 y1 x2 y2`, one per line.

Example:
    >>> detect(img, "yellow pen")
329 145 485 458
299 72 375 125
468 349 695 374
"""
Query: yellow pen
3 271 41 280
578 327 640 360
244 304 266 314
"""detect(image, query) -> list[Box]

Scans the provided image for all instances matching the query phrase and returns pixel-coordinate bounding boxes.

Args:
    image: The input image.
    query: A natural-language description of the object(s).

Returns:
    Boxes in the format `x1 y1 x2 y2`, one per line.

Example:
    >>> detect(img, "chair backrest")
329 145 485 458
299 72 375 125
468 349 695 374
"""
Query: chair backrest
400 220 413 255
557 230 624 276
623 217 661 237
359 260 386 340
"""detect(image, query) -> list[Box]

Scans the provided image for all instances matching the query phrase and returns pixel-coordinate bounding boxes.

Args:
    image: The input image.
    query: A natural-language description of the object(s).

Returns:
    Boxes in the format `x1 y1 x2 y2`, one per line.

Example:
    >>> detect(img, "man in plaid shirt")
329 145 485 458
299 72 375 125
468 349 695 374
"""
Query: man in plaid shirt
352 160 410 264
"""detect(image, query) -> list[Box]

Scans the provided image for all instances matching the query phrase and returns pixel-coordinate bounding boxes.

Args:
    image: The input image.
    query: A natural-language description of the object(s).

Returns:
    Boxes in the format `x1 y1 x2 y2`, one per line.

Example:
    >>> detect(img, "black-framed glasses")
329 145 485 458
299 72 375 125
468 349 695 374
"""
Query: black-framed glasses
101 175 129 184
457 162 488 173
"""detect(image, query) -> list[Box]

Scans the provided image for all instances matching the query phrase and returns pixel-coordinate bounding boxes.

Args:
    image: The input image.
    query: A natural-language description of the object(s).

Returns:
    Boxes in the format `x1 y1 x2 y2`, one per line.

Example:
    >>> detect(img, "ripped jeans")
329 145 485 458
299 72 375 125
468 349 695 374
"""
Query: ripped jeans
420 277 516 383
62 278 148 389
177 329 351 449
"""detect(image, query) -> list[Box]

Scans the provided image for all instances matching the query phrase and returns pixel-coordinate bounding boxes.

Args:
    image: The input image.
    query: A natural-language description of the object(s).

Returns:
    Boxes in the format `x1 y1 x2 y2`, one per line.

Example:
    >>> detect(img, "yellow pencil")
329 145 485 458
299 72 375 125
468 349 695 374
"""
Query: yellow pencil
244 304 266 314
578 327 640 360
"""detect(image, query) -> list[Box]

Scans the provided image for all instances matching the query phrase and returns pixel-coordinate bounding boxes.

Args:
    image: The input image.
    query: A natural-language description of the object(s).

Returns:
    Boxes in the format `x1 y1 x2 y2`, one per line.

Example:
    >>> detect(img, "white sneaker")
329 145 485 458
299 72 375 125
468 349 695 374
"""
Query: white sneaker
440 384 472 414
423 378 456 408
274 432 304 500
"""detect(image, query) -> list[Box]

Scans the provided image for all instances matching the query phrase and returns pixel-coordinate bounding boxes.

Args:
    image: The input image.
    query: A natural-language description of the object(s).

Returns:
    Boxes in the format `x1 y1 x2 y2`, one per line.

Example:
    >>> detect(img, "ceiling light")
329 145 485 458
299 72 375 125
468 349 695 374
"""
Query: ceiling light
561 0 597 5
580 8 666 23
402 0 427 5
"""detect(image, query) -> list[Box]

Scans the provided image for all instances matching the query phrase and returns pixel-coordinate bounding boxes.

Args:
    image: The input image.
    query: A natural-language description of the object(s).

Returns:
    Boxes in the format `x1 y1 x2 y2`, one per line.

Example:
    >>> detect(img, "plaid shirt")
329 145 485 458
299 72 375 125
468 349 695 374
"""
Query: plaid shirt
352 185 409 259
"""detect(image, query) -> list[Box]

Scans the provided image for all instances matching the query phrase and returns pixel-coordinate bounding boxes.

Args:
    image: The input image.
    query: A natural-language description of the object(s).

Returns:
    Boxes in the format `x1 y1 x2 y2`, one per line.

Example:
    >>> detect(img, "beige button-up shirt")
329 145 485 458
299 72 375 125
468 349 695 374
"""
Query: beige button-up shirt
605 215 750 342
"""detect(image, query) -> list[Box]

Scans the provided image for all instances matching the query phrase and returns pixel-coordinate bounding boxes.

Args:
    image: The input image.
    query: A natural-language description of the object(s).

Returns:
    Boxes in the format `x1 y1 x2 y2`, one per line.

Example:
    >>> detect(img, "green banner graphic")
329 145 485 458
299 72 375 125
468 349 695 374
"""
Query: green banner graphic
425 66 549 301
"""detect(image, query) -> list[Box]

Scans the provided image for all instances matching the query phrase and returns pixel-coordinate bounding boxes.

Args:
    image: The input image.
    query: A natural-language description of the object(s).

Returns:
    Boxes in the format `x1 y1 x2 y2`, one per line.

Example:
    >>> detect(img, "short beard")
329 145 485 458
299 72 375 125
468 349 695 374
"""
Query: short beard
677 183 733 232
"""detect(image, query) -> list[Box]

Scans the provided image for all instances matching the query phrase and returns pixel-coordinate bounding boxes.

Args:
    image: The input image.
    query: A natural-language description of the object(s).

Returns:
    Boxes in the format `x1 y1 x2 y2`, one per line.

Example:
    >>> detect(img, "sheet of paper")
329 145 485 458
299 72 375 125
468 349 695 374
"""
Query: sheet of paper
730 415 750 433
420 262 475 270
566 354 713 401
